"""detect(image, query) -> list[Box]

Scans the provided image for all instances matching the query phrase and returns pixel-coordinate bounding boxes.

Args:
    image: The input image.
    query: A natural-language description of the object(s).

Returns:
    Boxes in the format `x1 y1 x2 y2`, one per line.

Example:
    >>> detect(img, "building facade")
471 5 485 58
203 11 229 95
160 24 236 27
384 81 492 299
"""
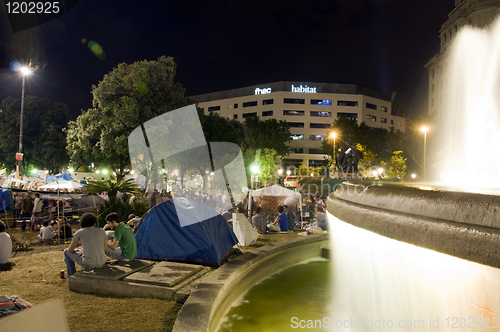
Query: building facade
426 0 500 116
189 81 405 167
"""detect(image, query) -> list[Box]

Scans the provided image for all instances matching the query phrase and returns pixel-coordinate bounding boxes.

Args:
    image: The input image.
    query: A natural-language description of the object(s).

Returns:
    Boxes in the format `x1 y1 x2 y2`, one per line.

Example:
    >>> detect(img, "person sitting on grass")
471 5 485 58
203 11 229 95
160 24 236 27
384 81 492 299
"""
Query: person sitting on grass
52 217 72 240
37 220 53 242
269 206 289 232
64 213 107 278
105 213 137 261
0 220 12 271
251 206 267 234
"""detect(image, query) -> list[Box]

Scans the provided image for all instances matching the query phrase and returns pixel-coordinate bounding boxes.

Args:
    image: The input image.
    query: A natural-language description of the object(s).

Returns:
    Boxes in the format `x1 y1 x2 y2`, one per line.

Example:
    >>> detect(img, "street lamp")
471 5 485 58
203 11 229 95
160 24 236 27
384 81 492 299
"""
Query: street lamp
330 131 337 171
16 65 32 178
421 126 428 182
249 164 259 217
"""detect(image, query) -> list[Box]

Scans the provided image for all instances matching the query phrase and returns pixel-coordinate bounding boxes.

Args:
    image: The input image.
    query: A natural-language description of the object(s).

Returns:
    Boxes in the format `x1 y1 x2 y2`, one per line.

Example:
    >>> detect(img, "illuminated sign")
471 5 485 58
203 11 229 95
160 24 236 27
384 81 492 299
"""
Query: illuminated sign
255 87 271 95
291 84 317 93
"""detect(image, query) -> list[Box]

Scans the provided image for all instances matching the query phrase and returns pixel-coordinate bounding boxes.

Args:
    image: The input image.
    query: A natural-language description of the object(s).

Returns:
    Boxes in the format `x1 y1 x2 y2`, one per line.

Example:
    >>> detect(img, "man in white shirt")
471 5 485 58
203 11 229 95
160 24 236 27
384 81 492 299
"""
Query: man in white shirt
32 193 43 230
0 220 12 269
63 213 107 277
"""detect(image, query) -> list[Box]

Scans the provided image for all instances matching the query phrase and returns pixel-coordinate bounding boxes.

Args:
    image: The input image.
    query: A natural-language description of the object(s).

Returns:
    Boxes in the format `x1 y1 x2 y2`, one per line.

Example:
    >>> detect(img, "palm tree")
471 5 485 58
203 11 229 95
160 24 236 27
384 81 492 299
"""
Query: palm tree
83 177 141 205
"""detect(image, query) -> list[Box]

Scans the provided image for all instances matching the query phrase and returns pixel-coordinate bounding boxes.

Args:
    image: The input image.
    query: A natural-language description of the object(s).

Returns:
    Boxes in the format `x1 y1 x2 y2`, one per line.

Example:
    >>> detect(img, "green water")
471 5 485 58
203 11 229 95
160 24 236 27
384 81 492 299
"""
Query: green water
217 258 333 332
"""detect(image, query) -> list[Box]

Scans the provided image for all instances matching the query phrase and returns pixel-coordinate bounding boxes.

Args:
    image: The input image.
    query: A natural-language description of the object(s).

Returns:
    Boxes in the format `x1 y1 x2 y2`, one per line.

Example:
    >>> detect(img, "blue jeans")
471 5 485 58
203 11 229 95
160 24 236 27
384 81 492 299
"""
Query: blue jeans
105 247 127 261
64 249 101 277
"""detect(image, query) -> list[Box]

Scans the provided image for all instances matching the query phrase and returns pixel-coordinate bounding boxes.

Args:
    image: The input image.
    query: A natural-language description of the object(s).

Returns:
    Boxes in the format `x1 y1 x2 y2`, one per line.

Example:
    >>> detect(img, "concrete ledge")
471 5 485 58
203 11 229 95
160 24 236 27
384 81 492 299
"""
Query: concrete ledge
334 183 500 228
329 184 500 269
68 260 211 302
172 233 329 332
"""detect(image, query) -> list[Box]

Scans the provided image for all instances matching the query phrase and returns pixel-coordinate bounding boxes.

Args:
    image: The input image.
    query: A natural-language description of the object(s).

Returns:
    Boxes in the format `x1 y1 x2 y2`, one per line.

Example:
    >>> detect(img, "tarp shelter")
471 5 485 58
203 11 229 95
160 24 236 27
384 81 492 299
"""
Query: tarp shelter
251 185 302 220
46 172 74 182
0 189 13 212
232 213 259 246
134 197 238 266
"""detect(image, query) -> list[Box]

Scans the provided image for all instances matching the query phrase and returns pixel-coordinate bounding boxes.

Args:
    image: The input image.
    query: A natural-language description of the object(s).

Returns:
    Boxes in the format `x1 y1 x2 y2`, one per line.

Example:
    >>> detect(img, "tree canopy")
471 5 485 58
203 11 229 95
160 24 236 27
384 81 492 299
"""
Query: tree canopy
0 96 70 173
66 56 190 178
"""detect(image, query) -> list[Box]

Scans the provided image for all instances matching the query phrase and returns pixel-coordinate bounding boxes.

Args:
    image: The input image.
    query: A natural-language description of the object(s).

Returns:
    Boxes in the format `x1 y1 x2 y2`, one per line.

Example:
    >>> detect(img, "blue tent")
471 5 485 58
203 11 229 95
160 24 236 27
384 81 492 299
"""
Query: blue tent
0 189 13 212
46 172 74 182
134 197 238 266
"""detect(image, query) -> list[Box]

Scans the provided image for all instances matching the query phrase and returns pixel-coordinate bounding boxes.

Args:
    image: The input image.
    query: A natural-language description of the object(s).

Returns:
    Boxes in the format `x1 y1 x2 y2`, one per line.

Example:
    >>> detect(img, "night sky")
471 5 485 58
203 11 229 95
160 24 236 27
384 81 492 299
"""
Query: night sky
0 1 454 120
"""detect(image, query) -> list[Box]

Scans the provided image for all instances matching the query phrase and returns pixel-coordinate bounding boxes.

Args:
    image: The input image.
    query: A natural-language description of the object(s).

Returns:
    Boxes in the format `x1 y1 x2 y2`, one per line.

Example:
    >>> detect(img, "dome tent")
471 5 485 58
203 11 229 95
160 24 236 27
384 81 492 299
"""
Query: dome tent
134 197 238 266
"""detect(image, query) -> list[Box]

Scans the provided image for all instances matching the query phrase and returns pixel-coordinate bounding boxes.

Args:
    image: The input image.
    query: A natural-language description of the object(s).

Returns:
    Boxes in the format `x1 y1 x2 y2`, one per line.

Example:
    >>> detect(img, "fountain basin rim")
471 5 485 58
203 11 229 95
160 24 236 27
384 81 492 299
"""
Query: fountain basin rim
328 187 500 269
172 233 329 332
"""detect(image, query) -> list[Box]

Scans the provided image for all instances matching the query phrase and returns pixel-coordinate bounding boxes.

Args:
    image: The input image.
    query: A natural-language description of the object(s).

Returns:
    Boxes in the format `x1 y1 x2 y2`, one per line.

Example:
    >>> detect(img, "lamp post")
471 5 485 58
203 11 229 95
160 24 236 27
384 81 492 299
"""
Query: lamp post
16 66 32 178
421 126 428 182
249 165 259 217
330 131 337 171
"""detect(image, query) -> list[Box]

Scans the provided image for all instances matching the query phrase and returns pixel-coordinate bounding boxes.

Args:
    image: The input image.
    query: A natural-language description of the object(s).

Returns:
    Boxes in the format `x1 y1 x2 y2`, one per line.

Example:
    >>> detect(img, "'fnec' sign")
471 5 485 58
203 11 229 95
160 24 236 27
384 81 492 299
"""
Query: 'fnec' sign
255 87 271 95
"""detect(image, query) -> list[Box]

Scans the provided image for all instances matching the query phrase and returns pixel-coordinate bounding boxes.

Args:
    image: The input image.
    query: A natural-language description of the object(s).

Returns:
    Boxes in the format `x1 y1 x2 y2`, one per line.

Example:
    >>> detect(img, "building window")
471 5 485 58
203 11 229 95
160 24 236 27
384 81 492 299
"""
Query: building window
381 106 387 113
283 110 305 116
310 111 331 117
290 134 304 140
263 99 273 105
289 148 304 154
381 118 387 123
337 100 358 107
243 112 257 118
243 101 258 108
309 148 326 154
337 112 358 119
262 111 273 116
234 114 238 120
284 98 305 104
366 103 377 110
365 114 377 121
391 119 394 125
309 135 326 141
288 122 305 128
234 103 238 109
208 106 220 112
310 99 332 105
310 123 330 129
200 108 204 113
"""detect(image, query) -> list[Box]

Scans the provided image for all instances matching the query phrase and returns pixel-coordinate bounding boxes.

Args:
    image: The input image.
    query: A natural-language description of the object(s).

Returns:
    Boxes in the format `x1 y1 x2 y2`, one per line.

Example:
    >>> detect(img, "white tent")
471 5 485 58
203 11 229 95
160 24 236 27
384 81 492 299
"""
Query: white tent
251 184 302 221
39 180 83 191
232 212 259 246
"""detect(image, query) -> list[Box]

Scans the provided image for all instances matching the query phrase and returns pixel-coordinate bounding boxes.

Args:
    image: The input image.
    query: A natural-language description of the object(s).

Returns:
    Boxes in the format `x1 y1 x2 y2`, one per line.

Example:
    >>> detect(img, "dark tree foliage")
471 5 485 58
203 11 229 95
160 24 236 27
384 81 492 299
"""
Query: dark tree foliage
0 96 70 173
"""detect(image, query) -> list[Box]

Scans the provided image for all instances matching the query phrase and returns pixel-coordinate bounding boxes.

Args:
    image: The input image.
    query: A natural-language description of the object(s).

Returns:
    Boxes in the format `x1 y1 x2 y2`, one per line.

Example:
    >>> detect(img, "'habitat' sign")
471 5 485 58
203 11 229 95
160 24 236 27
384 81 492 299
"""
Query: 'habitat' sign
291 85 317 93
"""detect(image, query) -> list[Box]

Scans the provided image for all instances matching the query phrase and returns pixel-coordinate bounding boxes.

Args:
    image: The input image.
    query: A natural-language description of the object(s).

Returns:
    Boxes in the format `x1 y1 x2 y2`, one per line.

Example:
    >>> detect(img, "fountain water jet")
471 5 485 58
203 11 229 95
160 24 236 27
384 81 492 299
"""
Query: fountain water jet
438 19 500 188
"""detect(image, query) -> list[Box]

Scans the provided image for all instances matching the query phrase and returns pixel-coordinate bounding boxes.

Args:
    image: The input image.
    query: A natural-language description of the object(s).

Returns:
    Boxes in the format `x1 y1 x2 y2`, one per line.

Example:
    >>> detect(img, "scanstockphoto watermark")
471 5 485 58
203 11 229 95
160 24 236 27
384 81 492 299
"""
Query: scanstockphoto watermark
291 316 499 329
290 316 426 329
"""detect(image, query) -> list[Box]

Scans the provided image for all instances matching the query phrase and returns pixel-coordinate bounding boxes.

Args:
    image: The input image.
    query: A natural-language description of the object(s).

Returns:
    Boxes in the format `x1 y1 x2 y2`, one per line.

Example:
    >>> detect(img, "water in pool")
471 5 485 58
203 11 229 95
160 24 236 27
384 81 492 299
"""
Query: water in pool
217 258 333 332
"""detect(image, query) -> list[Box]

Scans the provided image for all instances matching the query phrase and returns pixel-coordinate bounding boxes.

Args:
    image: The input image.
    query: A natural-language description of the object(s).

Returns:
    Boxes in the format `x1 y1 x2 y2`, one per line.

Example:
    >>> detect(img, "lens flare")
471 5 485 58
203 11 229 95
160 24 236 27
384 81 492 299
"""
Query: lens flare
87 40 106 60
10 60 21 71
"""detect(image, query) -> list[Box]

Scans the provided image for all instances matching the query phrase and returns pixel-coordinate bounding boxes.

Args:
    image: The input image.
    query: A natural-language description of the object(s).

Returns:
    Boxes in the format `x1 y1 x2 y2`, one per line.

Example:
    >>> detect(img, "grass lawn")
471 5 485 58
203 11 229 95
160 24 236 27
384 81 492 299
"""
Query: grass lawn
0 227 304 331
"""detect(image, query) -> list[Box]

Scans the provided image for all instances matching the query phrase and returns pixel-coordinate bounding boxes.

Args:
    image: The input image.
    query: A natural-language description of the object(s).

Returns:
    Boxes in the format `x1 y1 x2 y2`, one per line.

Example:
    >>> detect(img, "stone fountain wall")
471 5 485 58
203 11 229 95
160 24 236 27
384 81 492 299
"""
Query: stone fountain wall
327 183 500 331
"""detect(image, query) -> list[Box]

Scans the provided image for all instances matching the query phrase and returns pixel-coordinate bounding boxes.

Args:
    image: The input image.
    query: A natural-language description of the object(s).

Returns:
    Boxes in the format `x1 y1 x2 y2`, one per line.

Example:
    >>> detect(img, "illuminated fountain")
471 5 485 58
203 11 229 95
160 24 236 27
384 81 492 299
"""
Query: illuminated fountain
438 19 500 188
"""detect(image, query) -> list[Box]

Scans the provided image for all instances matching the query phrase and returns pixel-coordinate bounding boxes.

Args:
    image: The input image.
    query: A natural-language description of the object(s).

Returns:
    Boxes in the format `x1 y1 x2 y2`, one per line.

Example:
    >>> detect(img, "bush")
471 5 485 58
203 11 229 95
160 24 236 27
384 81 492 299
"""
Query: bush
95 197 149 227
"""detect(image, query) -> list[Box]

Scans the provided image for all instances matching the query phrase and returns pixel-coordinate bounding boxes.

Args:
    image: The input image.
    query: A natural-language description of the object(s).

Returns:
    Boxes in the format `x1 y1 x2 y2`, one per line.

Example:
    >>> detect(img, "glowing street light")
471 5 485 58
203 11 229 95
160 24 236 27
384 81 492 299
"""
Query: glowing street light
277 168 283 175
287 170 291 176
421 126 429 182
412 173 417 179
16 65 33 178
330 131 337 169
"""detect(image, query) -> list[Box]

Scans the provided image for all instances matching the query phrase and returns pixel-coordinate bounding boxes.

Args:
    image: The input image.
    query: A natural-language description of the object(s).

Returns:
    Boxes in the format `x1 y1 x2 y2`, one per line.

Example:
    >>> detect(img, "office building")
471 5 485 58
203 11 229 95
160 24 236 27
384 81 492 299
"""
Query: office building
189 81 405 166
